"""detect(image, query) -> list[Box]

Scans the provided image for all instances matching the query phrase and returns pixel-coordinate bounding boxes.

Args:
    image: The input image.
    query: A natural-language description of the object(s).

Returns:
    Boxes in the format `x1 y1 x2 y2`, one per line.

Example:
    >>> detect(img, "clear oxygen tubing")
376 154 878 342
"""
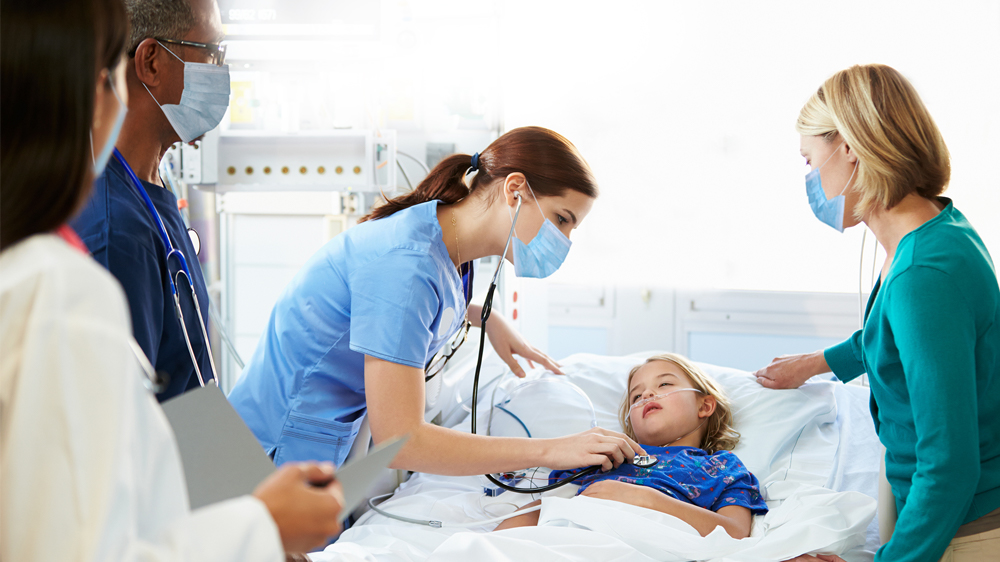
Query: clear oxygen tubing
628 388 708 449
470 193 600 494
367 492 541 529
628 388 703 413
395 150 430 192
397 160 414 190
397 150 431 174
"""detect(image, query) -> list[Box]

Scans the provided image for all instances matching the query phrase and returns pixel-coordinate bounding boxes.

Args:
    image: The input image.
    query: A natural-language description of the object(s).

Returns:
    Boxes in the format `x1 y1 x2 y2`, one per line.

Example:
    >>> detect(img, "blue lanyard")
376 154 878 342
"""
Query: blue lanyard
112 148 194 299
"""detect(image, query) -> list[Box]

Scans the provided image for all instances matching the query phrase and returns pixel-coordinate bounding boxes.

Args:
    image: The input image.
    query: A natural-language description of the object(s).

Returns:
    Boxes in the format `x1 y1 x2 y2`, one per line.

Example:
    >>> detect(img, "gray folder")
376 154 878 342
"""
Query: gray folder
162 383 407 520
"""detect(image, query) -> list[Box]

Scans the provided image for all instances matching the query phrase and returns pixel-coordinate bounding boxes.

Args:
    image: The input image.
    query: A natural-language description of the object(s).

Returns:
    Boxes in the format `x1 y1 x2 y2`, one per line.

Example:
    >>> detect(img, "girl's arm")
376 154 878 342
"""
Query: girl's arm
580 480 752 539
364 355 644 475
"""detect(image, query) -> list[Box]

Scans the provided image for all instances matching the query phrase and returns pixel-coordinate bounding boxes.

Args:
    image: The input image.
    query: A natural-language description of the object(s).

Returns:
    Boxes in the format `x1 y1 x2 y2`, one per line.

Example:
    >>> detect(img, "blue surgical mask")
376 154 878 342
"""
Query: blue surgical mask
805 142 858 232
508 183 572 278
91 79 127 176
143 41 230 143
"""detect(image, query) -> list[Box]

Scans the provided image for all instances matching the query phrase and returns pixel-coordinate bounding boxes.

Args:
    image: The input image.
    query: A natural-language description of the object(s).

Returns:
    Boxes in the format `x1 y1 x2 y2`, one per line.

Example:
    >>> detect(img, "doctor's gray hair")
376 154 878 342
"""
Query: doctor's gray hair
125 0 197 56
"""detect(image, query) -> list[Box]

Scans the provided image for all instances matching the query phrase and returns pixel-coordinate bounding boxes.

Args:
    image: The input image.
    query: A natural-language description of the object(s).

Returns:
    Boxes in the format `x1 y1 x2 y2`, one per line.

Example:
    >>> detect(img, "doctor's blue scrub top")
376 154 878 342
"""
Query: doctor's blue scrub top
70 155 212 402
228 200 468 467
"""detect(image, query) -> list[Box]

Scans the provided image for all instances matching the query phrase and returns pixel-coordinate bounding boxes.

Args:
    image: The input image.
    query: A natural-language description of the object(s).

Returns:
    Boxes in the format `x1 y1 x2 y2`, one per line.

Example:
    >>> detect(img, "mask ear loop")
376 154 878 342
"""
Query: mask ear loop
523 180 546 218
494 190 522 286
839 160 859 197
156 40 186 64
505 179 549 242
816 141 846 171
141 82 165 108
91 73 125 167
141 41 186 109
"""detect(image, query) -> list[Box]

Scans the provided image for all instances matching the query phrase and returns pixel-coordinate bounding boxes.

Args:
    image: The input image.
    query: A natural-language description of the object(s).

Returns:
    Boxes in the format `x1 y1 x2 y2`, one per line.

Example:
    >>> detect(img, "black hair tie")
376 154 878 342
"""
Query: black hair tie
470 152 480 172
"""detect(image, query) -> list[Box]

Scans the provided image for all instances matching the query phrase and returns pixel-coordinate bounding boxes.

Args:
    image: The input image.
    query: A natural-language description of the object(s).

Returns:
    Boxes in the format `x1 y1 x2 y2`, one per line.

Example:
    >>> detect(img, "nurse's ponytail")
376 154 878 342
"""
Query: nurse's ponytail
361 153 473 223
360 126 598 223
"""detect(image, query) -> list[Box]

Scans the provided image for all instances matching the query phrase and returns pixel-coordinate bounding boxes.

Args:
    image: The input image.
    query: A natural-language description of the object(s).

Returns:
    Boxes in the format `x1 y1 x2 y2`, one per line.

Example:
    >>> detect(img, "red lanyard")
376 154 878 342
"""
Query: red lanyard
55 225 88 254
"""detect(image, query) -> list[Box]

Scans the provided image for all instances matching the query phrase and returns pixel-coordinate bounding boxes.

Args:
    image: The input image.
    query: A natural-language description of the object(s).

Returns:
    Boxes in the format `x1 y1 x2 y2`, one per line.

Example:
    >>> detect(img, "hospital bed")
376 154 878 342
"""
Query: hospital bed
312 349 884 562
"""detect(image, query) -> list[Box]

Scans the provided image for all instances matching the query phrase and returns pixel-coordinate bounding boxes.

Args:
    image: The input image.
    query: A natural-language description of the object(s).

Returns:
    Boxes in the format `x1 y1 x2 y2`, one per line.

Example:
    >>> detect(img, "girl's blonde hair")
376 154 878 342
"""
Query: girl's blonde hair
618 353 740 454
795 64 950 219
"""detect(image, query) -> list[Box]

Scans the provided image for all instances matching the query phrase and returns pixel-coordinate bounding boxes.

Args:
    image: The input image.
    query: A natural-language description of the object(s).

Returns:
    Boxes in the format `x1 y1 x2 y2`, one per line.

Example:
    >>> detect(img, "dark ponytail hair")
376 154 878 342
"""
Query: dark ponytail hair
0 0 128 250
360 126 598 223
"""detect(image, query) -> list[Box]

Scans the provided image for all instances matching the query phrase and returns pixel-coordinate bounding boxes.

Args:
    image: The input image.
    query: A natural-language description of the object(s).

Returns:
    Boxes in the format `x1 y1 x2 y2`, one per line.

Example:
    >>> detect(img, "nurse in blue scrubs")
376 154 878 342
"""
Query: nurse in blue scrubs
229 126 644 476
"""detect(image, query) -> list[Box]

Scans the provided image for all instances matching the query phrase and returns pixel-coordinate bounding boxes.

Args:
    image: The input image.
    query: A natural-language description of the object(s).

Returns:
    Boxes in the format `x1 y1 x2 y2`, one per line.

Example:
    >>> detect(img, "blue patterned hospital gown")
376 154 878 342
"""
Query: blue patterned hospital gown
549 445 769 515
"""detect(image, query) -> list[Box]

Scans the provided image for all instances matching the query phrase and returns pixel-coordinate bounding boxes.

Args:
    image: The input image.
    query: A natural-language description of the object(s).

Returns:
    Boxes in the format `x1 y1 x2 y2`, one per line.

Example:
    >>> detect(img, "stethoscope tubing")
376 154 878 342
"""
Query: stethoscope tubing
470 193 601 494
112 148 218 387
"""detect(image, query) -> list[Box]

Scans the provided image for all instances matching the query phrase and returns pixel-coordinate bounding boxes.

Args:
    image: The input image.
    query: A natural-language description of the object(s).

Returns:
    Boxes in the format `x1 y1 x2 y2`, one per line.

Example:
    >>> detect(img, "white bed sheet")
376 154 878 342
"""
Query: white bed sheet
314 353 882 562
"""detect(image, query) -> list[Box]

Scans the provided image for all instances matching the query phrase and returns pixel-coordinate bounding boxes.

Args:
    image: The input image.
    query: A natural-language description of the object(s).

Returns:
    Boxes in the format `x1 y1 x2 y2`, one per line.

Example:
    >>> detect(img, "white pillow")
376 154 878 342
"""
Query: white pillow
445 351 841 487
549 353 840 486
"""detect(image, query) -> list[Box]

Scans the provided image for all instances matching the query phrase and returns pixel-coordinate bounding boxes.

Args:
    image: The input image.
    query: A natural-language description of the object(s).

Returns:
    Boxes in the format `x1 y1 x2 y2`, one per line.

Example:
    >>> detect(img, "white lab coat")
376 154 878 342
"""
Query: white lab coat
0 234 283 561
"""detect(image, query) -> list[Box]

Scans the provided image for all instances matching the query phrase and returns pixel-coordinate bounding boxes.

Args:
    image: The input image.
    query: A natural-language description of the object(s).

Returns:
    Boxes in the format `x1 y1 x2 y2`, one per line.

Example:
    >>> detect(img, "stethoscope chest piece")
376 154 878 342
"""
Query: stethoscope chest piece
633 455 658 468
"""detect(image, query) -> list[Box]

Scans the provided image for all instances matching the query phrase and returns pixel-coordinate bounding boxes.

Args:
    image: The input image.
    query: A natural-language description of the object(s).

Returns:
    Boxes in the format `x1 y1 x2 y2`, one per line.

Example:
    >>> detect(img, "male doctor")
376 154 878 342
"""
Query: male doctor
72 0 227 401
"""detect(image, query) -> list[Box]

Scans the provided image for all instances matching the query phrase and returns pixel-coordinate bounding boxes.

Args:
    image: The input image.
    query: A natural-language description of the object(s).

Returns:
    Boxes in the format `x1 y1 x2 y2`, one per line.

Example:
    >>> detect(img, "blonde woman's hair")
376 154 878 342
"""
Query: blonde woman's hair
618 353 740 454
795 64 950 218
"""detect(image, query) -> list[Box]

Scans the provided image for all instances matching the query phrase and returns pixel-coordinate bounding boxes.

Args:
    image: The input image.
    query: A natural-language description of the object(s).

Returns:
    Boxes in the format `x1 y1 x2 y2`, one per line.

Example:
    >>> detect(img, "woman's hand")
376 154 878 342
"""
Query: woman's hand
544 427 645 471
480 308 562 377
753 351 829 389
580 480 656 509
782 555 846 562
253 462 345 554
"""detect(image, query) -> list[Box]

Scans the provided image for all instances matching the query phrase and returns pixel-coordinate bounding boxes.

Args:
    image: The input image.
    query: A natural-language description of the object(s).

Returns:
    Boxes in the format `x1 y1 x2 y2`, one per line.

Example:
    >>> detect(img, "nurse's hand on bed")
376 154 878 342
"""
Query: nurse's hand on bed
754 351 830 389
253 462 345 553
546 427 646 471
473 304 562 377
781 554 846 562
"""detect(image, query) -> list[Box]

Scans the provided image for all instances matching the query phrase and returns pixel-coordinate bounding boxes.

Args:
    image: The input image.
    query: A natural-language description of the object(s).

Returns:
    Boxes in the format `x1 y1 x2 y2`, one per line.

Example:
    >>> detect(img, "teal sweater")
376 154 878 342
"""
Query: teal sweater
825 199 1000 562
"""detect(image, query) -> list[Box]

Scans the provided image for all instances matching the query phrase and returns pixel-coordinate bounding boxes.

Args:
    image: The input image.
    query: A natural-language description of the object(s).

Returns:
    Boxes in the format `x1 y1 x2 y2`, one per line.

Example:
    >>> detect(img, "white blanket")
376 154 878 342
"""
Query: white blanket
313 354 881 562
313 474 874 562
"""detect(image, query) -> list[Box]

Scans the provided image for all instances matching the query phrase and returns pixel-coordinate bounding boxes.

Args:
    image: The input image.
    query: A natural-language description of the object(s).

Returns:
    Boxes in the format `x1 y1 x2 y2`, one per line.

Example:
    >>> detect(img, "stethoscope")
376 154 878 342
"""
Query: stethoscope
368 193 586 529
113 148 219 388
468 192 603 493
369 191 659 528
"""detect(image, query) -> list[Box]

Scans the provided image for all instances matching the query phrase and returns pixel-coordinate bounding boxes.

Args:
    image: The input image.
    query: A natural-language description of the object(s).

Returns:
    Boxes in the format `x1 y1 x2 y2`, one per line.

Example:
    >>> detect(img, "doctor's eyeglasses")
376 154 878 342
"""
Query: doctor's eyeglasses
153 37 228 66
424 319 472 382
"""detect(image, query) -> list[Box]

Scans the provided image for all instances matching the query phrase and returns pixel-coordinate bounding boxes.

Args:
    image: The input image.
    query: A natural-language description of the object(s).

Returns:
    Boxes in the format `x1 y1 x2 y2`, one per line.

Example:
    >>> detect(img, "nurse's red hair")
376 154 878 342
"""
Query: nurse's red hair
360 126 598 223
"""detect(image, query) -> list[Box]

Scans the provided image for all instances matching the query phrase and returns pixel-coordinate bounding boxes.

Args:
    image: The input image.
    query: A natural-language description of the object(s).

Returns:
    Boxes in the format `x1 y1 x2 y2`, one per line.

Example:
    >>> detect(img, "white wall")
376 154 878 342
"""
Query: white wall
498 0 1000 293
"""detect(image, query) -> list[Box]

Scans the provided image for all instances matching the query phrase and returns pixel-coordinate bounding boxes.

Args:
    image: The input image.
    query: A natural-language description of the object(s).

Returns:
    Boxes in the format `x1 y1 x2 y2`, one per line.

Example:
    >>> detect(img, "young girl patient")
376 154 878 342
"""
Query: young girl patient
494 353 768 538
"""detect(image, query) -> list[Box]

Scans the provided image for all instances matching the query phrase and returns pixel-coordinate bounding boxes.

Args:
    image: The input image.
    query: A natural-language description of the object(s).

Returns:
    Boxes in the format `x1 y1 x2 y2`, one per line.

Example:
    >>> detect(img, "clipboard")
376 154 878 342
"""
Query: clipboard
161 384 408 518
